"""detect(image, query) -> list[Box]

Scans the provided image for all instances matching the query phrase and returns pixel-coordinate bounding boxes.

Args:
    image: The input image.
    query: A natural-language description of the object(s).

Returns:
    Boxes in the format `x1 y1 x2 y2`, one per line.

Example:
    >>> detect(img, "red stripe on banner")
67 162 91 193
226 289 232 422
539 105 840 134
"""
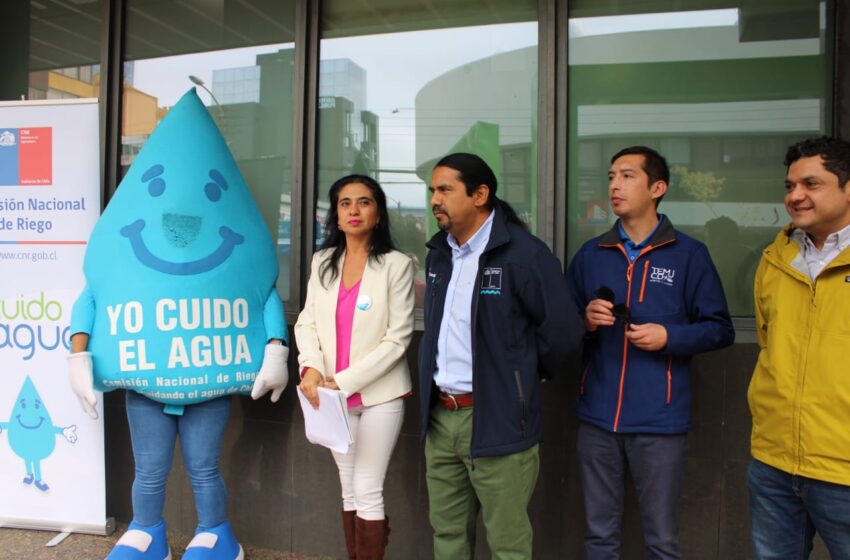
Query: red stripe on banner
18 127 53 186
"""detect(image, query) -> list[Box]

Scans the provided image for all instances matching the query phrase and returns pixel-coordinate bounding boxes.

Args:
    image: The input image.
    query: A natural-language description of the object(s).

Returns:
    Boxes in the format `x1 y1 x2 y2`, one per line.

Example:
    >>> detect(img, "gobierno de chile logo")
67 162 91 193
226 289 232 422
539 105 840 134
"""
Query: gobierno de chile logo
0 292 70 360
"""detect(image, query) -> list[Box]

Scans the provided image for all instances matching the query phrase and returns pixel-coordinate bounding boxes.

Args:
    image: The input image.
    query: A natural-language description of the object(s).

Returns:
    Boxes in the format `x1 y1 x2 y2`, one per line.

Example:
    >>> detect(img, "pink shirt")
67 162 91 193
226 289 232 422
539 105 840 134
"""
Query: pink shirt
336 278 363 408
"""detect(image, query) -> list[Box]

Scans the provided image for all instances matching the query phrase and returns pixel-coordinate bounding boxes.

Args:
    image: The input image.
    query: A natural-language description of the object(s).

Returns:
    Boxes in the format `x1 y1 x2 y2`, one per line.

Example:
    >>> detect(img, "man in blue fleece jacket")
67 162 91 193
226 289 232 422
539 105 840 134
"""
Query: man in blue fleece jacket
567 146 734 560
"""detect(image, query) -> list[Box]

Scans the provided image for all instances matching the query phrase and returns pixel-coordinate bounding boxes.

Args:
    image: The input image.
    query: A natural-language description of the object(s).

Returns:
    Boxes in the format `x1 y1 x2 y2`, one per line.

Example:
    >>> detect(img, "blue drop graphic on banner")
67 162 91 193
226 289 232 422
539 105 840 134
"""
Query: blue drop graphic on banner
70 88 287 406
0 376 77 492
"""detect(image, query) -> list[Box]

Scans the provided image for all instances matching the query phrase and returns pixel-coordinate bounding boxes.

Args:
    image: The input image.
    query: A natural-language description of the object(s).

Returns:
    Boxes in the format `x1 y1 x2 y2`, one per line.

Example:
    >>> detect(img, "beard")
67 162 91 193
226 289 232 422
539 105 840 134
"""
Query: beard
433 206 452 232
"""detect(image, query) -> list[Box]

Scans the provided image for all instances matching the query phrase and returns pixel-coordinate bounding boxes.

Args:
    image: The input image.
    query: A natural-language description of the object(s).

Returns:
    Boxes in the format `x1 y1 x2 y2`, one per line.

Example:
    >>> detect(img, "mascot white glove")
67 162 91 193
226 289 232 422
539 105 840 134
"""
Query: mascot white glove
251 343 290 402
63 425 79 443
68 351 99 420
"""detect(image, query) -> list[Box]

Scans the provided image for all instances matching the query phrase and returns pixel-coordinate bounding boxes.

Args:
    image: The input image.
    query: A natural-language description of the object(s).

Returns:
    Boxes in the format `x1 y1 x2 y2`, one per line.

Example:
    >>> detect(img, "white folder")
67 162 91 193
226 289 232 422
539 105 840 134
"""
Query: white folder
296 386 354 454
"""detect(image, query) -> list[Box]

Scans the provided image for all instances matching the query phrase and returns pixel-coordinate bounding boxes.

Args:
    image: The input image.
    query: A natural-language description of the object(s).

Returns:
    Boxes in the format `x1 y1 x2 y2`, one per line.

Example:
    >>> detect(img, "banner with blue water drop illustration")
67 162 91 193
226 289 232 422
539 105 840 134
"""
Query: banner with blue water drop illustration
0 98 108 535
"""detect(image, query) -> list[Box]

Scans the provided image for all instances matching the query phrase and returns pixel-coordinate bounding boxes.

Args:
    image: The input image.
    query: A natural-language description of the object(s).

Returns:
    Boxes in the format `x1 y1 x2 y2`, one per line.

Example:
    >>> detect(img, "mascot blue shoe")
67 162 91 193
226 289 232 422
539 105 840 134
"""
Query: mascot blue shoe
182 520 243 560
106 520 171 560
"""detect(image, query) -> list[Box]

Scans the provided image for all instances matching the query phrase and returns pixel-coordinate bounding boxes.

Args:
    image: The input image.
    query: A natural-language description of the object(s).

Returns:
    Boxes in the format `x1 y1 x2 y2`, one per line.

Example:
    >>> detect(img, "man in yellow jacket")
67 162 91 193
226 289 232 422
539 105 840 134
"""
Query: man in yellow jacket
748 136 850 559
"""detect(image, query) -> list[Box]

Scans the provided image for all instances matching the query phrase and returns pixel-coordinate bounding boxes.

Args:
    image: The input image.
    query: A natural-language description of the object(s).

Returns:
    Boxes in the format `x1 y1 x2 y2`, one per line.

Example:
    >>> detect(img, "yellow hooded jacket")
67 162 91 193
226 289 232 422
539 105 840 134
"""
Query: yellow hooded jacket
749 225 850 486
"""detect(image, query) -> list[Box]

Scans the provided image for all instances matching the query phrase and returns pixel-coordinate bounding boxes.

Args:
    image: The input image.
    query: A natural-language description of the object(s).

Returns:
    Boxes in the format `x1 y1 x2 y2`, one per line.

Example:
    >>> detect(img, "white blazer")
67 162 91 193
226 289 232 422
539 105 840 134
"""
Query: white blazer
294 248 414 406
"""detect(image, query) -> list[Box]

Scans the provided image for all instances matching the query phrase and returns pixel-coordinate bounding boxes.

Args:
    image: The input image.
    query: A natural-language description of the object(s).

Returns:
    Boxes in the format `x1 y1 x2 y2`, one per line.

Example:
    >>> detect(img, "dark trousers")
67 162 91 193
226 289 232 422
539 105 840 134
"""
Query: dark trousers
577 421 687 560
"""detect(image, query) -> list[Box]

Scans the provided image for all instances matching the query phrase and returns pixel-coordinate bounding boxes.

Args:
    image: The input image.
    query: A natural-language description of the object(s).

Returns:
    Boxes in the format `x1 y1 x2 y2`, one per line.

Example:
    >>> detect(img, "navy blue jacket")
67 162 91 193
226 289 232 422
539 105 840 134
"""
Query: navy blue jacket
567 216 734 434
419 206 583 458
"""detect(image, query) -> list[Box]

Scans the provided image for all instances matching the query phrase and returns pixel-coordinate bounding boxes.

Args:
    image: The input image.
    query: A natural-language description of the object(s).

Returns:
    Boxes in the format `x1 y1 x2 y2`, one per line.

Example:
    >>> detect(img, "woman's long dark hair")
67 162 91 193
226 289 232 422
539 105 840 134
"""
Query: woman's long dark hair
434 152 526 229
318 174 396 288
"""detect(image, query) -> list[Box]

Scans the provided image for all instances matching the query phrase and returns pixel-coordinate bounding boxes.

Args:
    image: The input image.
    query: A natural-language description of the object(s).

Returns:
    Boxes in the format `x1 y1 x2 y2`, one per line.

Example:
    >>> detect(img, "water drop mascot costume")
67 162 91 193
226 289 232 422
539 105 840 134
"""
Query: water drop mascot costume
66 88 289 560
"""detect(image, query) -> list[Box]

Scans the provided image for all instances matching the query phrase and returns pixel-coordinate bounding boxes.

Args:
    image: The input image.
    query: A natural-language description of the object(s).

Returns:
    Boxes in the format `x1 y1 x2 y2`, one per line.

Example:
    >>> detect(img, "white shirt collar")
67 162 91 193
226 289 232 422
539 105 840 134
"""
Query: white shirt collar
792 222 850 253
448 210 495 254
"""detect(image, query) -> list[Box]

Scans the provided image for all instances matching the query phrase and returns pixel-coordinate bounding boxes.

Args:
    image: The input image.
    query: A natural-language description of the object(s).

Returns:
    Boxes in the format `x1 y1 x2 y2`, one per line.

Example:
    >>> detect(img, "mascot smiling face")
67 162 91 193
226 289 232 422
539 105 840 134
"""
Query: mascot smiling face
81 89 279 405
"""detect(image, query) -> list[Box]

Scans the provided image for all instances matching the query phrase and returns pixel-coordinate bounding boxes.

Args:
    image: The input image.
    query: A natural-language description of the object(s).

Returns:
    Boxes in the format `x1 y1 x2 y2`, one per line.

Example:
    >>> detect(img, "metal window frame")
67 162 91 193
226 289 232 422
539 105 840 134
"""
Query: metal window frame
99 0 124 207
835 0 850 140
291 0 321 316
536 0 569 263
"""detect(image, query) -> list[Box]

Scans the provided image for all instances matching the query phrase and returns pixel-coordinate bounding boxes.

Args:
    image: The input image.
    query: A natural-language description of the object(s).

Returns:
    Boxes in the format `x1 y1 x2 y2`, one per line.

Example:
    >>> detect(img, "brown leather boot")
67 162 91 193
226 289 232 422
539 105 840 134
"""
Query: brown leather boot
342 510 357 559
354 515 390 560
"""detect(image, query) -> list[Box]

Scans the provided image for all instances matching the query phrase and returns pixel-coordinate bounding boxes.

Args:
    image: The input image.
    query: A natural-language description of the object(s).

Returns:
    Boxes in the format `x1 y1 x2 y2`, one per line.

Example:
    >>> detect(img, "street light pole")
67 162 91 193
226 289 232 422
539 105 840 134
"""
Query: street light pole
189 75 224 110
188 75 229 148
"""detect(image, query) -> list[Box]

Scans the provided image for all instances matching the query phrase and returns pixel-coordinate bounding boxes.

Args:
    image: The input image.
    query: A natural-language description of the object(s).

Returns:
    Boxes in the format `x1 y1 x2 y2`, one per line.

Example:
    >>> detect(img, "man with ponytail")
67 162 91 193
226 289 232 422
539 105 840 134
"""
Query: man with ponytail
419 152 582 559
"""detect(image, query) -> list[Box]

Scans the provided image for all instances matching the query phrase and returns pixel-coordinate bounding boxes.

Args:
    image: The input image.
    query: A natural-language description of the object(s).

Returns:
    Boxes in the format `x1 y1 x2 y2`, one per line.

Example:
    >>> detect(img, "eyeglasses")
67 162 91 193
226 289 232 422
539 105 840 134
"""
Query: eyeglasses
595 286 629 323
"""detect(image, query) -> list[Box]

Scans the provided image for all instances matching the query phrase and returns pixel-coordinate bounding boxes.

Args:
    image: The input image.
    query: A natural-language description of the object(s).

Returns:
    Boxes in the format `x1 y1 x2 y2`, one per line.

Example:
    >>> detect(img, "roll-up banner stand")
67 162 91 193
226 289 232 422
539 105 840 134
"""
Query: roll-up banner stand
0 98 111 535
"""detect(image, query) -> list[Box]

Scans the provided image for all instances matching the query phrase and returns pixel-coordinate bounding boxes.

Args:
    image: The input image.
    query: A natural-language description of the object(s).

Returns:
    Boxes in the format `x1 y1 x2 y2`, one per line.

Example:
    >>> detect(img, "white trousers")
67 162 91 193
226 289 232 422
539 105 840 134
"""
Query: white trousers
331 397 405 520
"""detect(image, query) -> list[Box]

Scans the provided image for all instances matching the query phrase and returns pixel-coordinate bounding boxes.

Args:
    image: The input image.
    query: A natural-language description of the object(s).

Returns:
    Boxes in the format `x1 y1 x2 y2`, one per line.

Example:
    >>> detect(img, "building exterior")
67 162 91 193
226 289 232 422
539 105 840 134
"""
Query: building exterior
1 0 849 557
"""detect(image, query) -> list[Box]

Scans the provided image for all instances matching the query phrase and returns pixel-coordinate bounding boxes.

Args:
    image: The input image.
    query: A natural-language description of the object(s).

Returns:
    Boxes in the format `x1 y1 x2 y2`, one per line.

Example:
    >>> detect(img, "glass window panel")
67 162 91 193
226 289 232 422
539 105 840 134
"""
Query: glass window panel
322 0 535 38
318 0 538 308
567 0 828 317
121 0 296 301
2 1 103 102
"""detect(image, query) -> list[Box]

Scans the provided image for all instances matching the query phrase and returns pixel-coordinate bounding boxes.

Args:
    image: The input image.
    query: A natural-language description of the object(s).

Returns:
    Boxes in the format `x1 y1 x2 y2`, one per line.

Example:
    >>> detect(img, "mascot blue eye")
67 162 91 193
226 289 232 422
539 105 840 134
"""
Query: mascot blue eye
142 164 166 197
204 169 228 202
204 183 221 202
148 178 165 197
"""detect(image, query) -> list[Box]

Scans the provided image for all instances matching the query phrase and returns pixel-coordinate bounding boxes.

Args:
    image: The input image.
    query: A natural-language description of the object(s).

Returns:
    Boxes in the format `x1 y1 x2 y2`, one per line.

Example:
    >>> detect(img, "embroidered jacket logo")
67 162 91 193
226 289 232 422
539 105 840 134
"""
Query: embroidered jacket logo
480 267 502 295
649 266 675 286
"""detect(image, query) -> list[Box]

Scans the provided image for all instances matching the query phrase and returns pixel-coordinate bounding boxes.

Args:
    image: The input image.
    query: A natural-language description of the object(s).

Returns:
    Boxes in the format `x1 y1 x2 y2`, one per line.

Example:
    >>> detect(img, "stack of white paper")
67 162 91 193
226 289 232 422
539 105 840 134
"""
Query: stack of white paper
297 386 354 454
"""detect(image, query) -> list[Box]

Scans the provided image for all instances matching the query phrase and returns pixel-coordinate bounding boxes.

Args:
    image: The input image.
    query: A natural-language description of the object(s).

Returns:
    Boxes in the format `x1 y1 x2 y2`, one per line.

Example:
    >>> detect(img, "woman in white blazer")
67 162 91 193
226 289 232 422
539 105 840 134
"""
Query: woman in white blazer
295 174 414 560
